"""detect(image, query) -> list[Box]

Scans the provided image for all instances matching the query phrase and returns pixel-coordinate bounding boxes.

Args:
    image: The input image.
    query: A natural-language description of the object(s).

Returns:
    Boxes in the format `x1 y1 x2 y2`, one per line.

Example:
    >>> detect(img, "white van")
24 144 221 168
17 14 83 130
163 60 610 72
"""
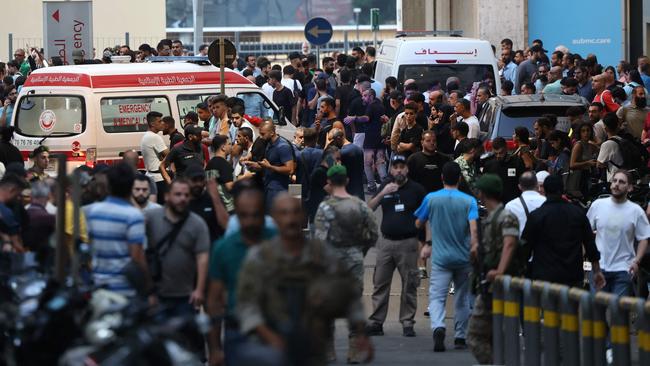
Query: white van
11 62 295 172
374 36 501 96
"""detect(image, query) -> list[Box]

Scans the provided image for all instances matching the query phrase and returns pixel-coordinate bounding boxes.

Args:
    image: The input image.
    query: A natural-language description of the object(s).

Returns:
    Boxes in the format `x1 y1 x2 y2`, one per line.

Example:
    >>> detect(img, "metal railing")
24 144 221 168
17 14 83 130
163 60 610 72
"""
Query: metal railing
493 275 650 366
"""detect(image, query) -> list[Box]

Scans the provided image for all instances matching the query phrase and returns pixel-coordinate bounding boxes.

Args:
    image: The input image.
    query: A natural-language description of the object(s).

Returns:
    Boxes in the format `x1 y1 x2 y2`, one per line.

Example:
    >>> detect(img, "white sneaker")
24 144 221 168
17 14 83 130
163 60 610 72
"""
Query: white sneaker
606 348 613 364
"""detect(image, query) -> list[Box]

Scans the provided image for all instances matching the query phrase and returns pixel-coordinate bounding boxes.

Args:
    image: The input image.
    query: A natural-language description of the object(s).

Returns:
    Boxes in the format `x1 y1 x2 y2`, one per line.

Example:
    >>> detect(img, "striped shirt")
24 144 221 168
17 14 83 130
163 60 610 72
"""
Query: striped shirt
87 196 145 296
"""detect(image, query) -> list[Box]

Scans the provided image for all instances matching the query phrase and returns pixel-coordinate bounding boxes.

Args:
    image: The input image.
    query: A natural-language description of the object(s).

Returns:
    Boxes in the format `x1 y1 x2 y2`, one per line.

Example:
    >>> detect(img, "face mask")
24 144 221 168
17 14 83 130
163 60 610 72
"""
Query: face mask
394 173 406 185
636 97 647 108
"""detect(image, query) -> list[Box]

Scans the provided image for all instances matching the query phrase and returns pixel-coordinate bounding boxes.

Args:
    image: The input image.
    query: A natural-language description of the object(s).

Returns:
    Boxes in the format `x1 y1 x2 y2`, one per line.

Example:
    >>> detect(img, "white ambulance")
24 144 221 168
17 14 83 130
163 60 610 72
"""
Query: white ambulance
374 36 501 95
11 62 295 172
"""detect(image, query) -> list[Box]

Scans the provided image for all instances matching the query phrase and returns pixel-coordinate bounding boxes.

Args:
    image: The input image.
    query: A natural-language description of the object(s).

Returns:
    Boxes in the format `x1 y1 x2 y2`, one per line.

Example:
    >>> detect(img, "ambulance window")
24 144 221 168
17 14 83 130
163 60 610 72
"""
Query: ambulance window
101 96 171 133
177 94 212 121
14 95 85 137
235 92 280 124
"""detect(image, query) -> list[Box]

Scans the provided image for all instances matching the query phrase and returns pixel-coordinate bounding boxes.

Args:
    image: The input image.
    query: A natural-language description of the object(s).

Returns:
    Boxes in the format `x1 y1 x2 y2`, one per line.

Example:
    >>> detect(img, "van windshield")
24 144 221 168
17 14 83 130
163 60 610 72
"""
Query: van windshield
397 64 496 95
15 95 85 137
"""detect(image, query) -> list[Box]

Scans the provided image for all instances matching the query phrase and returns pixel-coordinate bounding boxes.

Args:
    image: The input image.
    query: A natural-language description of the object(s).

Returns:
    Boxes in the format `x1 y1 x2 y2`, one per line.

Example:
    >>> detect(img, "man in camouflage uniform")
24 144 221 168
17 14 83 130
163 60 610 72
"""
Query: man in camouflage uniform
313 164 379 363
467 174 521 365
236 193 373 366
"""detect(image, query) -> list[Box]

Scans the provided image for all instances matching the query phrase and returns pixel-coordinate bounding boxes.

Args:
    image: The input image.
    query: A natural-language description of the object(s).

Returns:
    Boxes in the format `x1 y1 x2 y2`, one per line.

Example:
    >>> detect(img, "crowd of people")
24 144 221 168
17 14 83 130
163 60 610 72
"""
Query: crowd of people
1 35 650 365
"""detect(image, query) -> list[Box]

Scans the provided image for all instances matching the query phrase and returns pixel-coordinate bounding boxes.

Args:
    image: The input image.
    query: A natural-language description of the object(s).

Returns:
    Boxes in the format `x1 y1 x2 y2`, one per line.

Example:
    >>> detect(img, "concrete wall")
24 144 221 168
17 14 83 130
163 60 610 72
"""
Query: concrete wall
0 0 166 62
450 0 477 38
477 0 526 50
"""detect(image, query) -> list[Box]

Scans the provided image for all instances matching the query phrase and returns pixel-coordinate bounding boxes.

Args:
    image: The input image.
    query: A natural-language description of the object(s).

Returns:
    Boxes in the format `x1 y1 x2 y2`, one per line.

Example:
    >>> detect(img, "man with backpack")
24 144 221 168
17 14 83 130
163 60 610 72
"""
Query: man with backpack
592 73 620 113
597 112 648 181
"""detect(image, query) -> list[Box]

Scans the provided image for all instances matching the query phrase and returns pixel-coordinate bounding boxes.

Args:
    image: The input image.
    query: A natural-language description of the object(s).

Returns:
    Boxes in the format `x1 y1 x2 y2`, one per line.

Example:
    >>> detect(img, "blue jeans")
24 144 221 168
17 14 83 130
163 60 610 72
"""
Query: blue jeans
428 262 471 339
224 326 285 366
589 270 633 297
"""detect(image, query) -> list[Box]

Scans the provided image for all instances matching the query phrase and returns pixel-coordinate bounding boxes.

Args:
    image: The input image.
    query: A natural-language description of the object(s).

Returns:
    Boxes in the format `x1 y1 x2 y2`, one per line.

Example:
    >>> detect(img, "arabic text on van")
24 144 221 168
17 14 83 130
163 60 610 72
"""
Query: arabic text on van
30 75 82 84
137 75 197 86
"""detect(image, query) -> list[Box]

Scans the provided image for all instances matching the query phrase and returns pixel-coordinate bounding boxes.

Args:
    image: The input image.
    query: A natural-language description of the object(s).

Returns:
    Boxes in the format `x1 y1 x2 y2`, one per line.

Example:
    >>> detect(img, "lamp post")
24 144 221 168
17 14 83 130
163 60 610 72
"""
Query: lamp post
353 7 361 43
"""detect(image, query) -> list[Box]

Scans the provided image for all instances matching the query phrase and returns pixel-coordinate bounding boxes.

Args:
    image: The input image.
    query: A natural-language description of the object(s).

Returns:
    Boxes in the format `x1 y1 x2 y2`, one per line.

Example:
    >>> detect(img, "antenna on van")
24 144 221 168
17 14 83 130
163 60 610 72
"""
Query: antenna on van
395 30 464 38
146 56 212 65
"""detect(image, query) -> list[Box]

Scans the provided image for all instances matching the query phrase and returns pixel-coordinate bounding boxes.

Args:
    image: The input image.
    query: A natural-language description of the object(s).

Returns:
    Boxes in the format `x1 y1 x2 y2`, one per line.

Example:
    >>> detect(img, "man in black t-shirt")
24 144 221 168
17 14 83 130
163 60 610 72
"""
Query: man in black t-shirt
160 125 205 184
186 165 230 244
254 57 271 87
365 154 426 337
482 137 525 204
269 70 295 123
407 130 451 193
162 115 184 147
315 97 340 148
397 103 423 160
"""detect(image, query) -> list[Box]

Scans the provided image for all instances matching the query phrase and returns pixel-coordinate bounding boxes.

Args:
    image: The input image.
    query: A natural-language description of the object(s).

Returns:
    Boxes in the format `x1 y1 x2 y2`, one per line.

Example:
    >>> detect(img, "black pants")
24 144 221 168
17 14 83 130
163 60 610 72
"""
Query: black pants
155 180 167 205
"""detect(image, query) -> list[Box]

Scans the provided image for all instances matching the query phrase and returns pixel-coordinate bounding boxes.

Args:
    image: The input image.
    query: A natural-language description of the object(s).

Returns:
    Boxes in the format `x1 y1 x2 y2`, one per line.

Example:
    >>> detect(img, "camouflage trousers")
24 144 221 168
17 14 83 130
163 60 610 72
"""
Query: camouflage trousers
329 246 365 336
329 246 365 294
467 294 493 365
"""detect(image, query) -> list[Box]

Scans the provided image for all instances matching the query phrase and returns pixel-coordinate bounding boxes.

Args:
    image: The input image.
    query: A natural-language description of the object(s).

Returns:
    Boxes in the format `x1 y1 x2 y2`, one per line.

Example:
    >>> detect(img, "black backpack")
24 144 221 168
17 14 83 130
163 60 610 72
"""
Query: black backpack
609 133 649 172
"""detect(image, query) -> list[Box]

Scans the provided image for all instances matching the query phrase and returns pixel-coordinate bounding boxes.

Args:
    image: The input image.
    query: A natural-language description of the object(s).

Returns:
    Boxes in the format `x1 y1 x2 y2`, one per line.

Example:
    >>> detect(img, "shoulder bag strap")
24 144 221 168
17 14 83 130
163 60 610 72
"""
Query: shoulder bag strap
518 196 530 218
157 214 190 259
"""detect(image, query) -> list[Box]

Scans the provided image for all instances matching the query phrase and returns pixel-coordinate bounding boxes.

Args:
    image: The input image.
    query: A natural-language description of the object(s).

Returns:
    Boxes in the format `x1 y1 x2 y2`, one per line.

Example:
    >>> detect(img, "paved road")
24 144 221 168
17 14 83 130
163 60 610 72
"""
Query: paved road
331 244 479 365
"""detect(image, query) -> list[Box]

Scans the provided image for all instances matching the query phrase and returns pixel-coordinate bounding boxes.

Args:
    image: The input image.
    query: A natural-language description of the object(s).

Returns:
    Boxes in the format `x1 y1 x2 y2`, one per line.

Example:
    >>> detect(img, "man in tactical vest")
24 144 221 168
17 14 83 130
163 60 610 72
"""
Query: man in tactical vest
236 193 374 366
467 174 521 364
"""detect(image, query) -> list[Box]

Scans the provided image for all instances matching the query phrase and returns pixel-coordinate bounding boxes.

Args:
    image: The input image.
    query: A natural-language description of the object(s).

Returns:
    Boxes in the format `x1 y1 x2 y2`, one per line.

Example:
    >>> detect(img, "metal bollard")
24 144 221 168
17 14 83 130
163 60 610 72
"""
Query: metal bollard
502 276 520 366
579 292 594 366
492 278 505 365
541 283 559 366
560 288 580 365
592 302 607 366
609 298 631 366
637 299 650 366
522 280 541 366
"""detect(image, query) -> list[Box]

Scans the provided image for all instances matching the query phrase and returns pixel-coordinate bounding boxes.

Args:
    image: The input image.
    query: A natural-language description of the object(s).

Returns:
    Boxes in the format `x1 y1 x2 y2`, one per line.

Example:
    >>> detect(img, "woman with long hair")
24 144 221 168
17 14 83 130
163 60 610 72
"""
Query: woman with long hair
568 122 599 196
429 103 455 155
512 126 535 170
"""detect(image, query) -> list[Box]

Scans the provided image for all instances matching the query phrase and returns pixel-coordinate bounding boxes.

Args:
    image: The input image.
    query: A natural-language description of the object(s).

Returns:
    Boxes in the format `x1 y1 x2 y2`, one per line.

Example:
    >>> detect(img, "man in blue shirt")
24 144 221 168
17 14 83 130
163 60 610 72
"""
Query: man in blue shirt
244 121 295 211
415 161 479 352
0 85 16 127
86 163 149 297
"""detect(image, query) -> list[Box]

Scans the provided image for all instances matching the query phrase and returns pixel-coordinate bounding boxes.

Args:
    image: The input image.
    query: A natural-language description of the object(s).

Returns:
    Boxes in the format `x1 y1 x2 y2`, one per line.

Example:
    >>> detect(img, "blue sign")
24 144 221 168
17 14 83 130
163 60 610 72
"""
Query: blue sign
304 17 333 46
528 0 623 69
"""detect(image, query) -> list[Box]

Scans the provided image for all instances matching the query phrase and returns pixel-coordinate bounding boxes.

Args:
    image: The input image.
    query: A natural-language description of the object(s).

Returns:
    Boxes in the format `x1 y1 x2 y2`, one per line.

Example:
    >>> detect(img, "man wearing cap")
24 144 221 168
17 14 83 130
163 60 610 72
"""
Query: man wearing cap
313 164 378 363
27 146 50 181
161 125 206 184
414 162 478 352
467 174 521 364
366 155 426 338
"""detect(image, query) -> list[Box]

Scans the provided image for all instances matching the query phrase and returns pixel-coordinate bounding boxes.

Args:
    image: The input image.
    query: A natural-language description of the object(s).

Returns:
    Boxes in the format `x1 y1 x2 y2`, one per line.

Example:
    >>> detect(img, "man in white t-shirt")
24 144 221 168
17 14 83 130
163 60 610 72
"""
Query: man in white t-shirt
596 112 624 182
455 98 480 139
587 169 650 297
140 111 169 204
504 171 546 236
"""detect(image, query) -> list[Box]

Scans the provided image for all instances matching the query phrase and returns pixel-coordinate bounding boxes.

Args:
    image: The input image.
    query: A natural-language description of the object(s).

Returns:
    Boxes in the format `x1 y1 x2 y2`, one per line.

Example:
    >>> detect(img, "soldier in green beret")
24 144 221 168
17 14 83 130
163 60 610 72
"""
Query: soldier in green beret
467 174 521 364
313 164 378 363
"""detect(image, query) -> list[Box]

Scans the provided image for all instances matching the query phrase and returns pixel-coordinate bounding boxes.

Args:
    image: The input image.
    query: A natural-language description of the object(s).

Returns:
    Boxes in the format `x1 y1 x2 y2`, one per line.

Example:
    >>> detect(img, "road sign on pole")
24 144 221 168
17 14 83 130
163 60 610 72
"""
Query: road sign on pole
371 8 380 31
304 17 333 46
207 38 237 95
371 8 380 48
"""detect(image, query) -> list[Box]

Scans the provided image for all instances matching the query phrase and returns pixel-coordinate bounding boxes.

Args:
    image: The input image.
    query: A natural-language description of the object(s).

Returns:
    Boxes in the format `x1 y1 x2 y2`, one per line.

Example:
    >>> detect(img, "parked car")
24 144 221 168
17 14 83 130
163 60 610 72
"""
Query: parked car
479 94 589 150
